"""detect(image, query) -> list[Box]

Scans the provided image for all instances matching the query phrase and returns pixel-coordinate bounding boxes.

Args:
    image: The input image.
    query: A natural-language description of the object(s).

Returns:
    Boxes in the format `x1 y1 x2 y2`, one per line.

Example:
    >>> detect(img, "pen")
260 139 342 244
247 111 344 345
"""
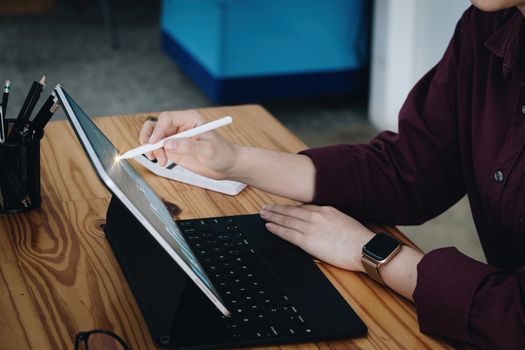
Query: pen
24 91 59 138
1 80 9 143
0 108 5 143
118 116 233 160
11 74 46 137
2 80 10 119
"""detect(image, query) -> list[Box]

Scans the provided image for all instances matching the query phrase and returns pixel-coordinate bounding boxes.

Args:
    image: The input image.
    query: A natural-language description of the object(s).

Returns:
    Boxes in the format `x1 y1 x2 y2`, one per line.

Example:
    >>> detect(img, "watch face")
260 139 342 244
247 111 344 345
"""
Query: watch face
362 233 401 262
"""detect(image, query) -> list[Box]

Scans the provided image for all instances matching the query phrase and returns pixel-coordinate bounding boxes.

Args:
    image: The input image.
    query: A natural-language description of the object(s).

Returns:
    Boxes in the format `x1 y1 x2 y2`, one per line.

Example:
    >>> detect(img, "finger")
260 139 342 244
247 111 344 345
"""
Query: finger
139 121 157 160
154 148 168 166
261 204 314 221
260 210 308 232
164 139 214 159
149 116 172 144
265 223 304 247
139 120 156 144
149 110 203 144
145 150 156 161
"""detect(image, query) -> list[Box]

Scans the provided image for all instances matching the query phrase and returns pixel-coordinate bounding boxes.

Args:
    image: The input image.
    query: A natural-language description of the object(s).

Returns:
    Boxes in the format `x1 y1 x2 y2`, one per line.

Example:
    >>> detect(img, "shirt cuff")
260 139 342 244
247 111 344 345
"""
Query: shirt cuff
413 247 497 342
299 145 363 212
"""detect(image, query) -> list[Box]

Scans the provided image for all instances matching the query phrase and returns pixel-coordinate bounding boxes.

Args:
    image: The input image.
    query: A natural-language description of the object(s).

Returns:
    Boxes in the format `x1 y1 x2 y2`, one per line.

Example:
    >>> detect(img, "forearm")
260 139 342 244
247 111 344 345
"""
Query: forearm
230 146 316 203
374 245 423 301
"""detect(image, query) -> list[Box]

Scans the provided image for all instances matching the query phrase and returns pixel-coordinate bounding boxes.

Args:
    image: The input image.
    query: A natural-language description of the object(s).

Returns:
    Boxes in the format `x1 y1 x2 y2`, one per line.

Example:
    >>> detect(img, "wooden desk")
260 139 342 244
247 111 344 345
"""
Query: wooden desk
0 105 452 349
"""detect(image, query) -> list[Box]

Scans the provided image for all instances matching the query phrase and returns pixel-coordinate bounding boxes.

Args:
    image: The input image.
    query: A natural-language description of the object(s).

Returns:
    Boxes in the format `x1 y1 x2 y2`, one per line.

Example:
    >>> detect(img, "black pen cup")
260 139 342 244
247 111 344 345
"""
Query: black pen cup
0 120 43 214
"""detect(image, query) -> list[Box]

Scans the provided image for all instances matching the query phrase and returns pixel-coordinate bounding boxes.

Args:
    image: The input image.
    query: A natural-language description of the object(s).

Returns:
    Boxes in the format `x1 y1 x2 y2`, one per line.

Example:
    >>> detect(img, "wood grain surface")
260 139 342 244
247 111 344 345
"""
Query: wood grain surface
0 105 453 349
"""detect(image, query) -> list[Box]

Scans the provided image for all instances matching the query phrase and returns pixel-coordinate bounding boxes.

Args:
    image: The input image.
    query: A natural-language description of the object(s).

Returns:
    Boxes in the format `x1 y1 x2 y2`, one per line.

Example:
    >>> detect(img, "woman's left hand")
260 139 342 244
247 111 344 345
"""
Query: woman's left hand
260 204 375 272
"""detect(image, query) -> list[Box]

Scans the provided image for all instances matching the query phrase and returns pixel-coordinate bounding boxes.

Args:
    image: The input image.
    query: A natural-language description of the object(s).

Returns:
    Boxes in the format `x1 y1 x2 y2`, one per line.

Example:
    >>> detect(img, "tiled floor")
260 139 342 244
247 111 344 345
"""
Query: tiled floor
0 0 485 262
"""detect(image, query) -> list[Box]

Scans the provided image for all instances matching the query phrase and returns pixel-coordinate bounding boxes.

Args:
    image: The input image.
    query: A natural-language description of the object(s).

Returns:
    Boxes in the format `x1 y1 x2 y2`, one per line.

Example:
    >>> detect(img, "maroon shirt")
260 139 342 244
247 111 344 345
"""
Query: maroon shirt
301 6 525 349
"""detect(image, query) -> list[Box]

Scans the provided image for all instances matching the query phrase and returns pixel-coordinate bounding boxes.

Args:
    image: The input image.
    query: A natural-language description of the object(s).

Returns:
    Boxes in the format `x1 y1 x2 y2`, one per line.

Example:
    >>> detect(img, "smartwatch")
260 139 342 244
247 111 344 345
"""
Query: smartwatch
361 233 402 285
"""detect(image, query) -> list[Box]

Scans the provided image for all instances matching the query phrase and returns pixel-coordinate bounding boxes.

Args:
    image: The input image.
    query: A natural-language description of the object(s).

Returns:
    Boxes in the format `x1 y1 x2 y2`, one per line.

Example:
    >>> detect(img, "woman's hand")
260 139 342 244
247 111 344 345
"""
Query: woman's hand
139 110 240 180
260 204 374 271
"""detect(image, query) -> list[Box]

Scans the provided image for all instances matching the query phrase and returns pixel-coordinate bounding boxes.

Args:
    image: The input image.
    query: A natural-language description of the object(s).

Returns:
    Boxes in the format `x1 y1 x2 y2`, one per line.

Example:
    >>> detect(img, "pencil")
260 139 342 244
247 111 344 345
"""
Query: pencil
11 74 46 136
25 91 59 138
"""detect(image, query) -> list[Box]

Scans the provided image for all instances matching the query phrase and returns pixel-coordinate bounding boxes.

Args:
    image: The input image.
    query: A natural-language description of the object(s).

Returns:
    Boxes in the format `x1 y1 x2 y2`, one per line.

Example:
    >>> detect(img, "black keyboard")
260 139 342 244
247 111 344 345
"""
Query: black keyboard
178 217 314 341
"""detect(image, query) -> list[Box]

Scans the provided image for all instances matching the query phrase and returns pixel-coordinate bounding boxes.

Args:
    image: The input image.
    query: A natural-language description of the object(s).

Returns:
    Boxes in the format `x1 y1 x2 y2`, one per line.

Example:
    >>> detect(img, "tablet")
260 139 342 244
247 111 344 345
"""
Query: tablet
55 84 229 316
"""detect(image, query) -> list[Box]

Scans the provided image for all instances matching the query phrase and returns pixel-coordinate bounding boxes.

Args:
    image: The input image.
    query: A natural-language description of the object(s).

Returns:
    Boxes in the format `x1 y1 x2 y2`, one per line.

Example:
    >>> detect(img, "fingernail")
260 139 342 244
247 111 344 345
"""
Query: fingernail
262 204 270 210
165 141 177 151
259 210 266 218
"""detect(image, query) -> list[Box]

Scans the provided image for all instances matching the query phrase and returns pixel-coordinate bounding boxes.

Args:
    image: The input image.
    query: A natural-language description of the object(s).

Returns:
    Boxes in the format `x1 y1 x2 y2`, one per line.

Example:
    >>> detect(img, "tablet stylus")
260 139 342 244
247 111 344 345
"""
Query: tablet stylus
118 116 232 160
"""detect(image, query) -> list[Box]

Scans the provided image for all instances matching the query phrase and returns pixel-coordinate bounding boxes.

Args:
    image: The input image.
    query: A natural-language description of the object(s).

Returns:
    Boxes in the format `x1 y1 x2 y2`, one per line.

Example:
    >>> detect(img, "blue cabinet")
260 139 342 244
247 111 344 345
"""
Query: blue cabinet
161 0 370 102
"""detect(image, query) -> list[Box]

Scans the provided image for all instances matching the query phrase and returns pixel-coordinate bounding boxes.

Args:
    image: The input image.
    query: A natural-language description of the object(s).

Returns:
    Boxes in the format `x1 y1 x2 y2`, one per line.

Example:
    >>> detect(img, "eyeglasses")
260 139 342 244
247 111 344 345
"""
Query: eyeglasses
74 329 131 350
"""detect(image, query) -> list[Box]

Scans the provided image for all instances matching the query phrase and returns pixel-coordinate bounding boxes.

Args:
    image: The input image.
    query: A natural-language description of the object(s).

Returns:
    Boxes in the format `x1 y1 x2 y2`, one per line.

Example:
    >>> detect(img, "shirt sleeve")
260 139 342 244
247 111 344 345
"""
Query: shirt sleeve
300 8 473 226
414 248 525 349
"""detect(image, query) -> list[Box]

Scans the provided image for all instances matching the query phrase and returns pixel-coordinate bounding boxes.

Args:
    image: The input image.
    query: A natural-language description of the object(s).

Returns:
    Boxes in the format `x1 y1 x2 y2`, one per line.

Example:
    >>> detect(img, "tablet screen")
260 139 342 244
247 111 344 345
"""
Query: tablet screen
55 86 228 315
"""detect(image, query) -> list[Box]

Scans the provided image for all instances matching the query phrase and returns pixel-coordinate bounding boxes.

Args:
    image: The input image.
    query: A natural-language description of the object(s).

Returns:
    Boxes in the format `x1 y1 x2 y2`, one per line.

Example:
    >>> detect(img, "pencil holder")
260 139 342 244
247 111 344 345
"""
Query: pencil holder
0 120 43 213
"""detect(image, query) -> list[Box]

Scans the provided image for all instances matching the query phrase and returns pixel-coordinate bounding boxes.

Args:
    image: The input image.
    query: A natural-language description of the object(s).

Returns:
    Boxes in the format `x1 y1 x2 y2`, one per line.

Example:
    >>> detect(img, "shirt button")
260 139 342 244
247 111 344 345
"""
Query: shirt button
494 170 504 182
522 104 525 115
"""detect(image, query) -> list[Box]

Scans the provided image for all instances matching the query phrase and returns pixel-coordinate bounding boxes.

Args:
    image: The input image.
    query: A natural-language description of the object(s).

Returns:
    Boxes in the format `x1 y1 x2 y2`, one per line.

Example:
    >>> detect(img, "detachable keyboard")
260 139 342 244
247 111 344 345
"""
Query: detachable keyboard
178 217 314 341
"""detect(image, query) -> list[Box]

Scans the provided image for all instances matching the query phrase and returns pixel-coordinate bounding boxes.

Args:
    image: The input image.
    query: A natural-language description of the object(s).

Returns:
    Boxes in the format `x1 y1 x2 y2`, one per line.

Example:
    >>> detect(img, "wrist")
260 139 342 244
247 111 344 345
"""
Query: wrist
355 231 375 273
344 229 374 273
360 232 403 284
226 144 251 181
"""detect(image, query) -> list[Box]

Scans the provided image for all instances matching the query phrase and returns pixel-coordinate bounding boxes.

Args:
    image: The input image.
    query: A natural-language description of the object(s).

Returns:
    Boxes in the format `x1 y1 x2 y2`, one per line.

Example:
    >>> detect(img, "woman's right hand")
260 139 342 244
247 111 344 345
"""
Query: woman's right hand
139 110 240 180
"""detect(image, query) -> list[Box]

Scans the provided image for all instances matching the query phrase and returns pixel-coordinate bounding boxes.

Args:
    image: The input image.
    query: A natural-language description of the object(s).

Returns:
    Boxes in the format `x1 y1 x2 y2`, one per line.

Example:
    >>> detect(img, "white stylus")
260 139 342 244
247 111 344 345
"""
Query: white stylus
118 116 232 160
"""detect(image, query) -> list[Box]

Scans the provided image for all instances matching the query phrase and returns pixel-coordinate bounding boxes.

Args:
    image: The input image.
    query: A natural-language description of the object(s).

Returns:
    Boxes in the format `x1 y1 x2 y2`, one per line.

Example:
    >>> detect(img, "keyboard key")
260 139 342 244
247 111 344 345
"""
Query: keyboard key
216 279 228 288
178 221 193 229
230 332 242 340
295 324 314 335
220 261 234 269
216 233 233 240
212 272 224 279
212 246 225 253
195 249 209 256
186 234 201 241
227 239 249 247
255 288 267 296
267 325 279 337
191 242 204 248
195 220 211 232
224 225 239 231
204 264 221 272
240 316 254 325
287 314 305 324
182 228 197 234
248 280 262 288
201 256 215 264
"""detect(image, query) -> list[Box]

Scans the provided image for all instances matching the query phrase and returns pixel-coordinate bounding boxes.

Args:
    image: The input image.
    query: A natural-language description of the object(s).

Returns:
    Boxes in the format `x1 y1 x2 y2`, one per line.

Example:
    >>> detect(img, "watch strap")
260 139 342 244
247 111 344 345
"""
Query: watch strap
361 255 384 285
